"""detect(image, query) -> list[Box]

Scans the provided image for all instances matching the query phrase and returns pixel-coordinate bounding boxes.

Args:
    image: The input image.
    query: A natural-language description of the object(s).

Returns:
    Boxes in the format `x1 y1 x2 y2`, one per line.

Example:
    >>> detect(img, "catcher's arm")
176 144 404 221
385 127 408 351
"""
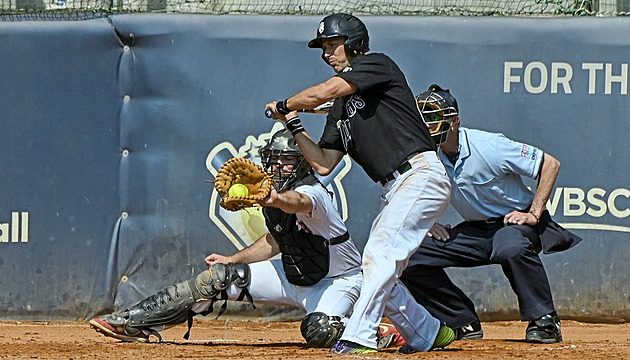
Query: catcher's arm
205 233 280 265
264 187 313 214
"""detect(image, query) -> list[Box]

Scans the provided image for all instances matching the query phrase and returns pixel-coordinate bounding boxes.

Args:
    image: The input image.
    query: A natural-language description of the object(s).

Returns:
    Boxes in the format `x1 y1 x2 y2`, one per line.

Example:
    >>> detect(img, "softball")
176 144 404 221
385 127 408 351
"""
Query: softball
228 183 249 197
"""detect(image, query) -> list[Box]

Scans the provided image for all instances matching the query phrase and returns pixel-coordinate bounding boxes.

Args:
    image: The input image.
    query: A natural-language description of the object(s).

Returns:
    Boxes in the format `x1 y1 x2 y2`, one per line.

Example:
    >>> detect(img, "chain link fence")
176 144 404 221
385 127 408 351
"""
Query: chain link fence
1 0 629 20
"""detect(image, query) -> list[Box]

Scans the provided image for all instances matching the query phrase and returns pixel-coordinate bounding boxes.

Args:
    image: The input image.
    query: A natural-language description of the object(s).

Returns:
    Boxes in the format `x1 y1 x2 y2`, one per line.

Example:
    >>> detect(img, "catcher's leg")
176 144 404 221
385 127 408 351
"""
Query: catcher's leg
90 262 251 342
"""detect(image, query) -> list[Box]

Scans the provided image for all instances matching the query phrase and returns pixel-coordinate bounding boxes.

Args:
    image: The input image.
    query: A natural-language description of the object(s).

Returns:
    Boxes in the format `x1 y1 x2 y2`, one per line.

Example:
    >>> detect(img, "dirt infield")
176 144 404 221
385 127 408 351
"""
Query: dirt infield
0 319 628 359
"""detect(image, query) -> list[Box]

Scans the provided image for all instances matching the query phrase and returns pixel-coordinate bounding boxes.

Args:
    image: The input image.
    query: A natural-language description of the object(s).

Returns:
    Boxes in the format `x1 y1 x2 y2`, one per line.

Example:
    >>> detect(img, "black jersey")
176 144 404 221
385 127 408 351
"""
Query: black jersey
318 53 436 183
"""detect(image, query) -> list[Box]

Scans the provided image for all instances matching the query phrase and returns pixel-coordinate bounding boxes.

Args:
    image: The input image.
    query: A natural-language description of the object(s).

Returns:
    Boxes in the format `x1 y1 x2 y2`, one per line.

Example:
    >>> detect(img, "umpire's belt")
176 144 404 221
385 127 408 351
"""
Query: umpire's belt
467 216 504 227
378 153 419 186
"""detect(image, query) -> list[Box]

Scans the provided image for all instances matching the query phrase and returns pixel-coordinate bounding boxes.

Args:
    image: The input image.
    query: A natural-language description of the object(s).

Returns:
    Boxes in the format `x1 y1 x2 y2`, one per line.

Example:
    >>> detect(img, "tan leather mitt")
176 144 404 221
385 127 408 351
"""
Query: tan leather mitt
214 157 273 211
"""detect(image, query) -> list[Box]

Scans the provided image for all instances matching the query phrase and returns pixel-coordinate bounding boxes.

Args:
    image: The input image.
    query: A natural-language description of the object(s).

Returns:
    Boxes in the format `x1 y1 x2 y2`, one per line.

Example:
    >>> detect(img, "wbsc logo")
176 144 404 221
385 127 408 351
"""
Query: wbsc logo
204 123 353 250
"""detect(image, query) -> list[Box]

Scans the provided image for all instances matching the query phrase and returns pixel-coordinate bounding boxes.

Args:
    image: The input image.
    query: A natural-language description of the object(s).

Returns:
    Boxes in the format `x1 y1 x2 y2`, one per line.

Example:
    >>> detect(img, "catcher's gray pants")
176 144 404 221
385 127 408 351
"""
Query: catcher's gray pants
402 221 555 328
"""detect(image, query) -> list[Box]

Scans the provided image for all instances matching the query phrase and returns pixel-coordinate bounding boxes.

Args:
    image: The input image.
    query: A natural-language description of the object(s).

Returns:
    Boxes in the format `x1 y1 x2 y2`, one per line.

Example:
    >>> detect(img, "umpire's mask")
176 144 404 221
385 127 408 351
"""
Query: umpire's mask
416 84 459 146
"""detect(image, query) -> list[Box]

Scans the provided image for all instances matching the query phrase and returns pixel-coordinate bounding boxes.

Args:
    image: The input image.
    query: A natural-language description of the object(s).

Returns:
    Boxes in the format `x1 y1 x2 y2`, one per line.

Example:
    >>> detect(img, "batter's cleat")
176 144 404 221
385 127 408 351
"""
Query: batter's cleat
397 324 455 353
526 312 563 344
431 324 455 349
89 317 150 343
377 323 407 349
454 320 484 340
329 340 378 354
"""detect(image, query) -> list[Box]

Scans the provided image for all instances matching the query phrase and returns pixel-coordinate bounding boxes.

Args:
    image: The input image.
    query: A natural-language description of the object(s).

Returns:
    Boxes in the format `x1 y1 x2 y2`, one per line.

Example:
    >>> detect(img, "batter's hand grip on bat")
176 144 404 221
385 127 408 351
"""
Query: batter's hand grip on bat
264 100 333 118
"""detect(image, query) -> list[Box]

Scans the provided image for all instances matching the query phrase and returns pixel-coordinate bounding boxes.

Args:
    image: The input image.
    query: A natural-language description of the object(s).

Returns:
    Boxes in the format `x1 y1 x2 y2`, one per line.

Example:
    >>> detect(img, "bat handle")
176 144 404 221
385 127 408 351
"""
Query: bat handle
265 108 274 118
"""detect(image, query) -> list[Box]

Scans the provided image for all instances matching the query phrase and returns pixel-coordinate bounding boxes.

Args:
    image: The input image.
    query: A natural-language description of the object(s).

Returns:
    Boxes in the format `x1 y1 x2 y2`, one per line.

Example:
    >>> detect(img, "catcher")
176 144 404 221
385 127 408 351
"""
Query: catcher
89 127 404 349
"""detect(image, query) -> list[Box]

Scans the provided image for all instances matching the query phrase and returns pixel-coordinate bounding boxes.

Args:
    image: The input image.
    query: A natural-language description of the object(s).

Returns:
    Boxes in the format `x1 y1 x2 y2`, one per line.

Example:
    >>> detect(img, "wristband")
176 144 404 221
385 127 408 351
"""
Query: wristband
285 116 305 136
275 99 292 116
529 211 539 223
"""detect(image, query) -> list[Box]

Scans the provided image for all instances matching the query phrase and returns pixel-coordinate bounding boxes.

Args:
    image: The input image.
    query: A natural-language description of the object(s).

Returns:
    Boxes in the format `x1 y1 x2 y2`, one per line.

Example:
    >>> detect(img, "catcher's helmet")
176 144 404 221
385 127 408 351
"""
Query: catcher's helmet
416 84 459 145
260 129 312 190
308 13 369 56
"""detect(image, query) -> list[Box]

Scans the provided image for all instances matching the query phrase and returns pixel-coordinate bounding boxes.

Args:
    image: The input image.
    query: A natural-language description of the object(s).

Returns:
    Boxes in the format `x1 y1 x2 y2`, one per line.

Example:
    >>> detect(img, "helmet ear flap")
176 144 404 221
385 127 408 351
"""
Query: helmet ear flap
344 37 369 56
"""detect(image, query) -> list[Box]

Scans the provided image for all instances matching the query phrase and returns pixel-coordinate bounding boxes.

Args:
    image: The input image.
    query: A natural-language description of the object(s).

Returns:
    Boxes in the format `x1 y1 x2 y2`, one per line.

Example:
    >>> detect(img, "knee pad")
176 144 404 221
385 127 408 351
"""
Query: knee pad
230 262 251 288
191 263 232 299
300 312 345 348
191 262 252 300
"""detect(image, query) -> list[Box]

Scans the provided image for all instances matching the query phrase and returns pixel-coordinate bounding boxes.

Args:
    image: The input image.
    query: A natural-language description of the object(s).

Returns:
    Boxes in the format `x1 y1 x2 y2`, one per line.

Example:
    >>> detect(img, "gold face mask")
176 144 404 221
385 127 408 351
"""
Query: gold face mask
416 90 458 145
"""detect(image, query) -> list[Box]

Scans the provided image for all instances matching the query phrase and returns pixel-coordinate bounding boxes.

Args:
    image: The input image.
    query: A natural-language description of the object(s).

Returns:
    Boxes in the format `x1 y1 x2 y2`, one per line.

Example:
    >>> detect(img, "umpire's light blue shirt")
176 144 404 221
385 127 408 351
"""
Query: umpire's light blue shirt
439 128 544 221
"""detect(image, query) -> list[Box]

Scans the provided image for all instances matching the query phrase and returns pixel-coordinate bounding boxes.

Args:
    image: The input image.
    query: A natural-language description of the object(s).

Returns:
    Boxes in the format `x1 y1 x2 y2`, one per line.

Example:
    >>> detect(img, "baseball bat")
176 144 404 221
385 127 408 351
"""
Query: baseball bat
265 100 334 118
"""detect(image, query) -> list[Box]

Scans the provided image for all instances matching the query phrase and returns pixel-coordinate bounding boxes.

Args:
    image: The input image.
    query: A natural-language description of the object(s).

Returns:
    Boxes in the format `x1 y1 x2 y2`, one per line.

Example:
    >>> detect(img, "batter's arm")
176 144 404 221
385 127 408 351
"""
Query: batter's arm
266 77 357 119
286 76 357 110
294 131 345 176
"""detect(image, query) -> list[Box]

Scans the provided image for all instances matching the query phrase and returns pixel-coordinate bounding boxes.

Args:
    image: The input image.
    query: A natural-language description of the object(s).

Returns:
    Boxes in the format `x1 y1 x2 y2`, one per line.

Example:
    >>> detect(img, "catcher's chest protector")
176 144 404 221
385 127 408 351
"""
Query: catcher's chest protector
264 207 330 286
263 175 346 286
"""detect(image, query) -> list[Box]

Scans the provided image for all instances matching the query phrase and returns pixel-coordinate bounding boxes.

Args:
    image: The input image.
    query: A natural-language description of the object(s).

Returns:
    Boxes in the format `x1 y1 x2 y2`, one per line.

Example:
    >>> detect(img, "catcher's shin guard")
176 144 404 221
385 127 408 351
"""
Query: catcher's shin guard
109 263 252 341
106 279 196 342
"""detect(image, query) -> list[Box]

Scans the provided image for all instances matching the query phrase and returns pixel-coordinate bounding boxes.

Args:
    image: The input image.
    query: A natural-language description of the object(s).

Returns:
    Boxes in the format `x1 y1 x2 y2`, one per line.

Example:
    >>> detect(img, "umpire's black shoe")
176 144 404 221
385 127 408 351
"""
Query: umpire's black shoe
526 312 563 344
454 320 484 340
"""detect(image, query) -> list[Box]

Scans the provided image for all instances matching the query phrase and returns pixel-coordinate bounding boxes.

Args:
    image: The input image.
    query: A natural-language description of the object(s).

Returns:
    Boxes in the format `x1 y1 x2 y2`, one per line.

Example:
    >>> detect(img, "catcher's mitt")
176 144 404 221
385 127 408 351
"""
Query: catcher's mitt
214 157 273 211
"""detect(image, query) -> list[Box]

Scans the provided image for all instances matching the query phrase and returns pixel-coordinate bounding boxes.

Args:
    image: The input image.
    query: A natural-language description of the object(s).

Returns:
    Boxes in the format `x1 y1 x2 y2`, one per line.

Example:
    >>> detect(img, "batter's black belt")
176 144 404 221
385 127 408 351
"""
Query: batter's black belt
378 152 420 186
329 232 350 245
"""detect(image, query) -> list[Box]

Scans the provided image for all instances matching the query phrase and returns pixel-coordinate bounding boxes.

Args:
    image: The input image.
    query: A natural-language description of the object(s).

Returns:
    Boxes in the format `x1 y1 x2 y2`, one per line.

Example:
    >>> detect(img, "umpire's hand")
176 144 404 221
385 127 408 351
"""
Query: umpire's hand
427 223 451 241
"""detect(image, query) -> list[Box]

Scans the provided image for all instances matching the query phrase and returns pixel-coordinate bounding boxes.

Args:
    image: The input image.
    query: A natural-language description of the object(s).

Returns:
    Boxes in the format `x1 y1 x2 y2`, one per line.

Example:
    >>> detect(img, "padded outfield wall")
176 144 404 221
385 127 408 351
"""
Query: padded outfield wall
0 15 628 322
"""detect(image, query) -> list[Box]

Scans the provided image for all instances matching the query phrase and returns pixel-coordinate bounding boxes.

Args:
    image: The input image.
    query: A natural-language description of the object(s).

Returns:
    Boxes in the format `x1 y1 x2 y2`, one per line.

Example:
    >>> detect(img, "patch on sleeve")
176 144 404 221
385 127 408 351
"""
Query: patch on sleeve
521 144 528 158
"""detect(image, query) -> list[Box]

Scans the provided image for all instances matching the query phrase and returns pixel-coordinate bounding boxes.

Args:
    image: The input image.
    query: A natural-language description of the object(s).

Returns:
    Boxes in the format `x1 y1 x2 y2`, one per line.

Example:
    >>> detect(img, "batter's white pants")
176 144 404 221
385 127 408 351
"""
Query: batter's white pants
340 151 451 352
192 259 362 318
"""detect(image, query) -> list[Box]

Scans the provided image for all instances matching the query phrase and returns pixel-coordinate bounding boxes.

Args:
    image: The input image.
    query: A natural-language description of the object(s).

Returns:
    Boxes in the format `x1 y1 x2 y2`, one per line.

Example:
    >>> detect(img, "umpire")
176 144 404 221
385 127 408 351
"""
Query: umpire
401 84 582 344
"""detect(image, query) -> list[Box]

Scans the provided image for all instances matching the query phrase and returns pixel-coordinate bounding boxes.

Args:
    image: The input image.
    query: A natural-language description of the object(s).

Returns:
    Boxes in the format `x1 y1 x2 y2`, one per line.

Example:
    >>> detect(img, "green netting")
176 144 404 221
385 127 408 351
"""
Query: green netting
0 0 628 20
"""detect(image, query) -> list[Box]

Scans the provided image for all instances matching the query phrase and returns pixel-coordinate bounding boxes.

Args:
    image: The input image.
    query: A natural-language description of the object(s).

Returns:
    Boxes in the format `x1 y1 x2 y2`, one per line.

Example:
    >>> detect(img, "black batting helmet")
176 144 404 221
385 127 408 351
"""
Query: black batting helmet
416 84 459 145
308 13 369 56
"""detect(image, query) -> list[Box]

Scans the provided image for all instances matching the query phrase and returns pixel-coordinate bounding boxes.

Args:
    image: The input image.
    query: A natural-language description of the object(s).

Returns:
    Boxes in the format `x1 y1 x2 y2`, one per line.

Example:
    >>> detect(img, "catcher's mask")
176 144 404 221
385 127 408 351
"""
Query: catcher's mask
308 13 369 62
416 84 459 145
260 130 311 191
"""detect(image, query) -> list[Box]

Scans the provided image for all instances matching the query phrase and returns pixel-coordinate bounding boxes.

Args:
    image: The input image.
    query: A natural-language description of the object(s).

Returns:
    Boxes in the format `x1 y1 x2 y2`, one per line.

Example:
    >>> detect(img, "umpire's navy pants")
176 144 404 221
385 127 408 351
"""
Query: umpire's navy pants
401 221 555 328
